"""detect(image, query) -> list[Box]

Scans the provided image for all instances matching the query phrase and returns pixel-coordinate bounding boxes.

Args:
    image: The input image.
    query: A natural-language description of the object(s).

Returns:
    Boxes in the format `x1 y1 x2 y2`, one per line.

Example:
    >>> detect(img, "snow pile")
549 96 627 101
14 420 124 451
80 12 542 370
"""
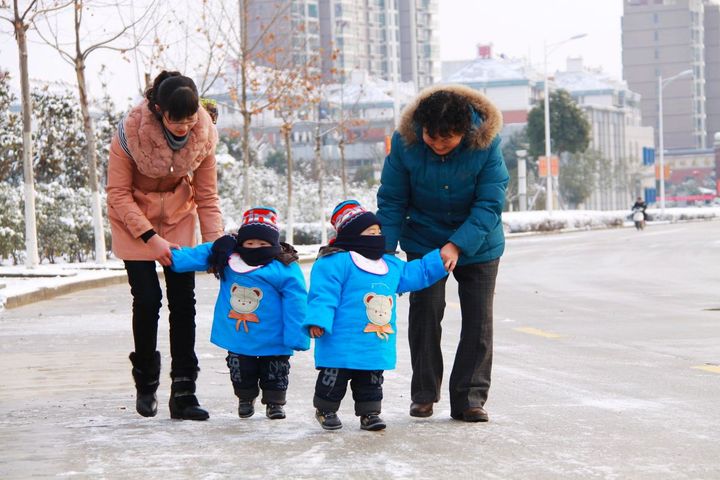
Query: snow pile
503 207 720 233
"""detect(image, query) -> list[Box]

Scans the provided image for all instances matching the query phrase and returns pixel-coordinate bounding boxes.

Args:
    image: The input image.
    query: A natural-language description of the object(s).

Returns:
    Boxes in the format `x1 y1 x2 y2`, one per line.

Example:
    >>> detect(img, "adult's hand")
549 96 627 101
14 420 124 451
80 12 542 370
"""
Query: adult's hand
309 326 325 338
147 234 179 267
440 242 460 272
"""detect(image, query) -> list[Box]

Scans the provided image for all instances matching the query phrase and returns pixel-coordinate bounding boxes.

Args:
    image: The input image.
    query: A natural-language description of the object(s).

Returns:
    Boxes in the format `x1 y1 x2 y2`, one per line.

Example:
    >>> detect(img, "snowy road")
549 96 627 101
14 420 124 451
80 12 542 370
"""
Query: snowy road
1 221 719 479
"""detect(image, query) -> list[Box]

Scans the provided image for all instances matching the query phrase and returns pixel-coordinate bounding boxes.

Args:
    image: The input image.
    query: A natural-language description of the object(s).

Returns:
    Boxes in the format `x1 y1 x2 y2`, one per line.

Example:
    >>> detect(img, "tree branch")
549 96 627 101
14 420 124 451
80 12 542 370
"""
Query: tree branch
33 12 74 64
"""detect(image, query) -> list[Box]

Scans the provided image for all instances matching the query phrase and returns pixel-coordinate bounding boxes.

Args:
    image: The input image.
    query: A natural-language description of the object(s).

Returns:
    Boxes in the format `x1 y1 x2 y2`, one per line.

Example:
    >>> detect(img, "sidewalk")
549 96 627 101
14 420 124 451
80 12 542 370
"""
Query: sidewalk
0 246 320 310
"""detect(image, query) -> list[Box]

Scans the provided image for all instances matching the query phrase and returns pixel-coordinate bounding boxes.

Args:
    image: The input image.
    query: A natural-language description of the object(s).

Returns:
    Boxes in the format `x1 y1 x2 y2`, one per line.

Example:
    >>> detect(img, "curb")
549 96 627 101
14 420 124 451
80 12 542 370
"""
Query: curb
3 256 318 310
4 272 130 310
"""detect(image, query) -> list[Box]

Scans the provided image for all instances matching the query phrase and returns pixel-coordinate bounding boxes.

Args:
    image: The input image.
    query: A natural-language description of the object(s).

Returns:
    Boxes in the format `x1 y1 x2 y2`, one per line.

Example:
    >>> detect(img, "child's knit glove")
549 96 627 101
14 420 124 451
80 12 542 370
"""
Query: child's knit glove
209 234 237 280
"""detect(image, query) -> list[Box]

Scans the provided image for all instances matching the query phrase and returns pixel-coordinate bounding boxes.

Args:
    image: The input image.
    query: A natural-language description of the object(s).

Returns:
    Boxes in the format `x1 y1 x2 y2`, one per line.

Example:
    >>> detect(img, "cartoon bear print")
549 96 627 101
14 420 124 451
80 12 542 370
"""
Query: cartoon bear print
228 284 263 333
363 293 395 340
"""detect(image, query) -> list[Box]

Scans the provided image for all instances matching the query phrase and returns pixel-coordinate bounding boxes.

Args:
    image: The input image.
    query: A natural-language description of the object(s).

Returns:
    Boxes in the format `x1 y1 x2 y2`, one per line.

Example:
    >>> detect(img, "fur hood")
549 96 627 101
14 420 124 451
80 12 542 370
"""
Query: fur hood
122 100 218 178
397 84 503 150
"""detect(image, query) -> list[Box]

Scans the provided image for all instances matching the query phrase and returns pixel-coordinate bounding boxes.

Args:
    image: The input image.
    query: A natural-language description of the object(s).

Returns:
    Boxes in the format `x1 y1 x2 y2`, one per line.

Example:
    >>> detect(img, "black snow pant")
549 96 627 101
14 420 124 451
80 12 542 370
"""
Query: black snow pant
313 367 384 416
226 352 291 405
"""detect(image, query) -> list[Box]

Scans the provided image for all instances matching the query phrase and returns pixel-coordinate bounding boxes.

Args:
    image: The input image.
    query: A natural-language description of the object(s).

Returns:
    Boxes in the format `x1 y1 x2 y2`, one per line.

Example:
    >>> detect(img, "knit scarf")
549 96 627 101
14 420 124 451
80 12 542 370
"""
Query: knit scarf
332 235 386 260
162 125 190 151
236 245 282 266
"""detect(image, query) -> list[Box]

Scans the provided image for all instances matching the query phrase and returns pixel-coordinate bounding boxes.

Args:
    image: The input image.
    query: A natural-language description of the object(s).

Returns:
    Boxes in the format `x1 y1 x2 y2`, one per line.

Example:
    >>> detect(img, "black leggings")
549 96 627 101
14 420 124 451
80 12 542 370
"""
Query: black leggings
124 260 197 373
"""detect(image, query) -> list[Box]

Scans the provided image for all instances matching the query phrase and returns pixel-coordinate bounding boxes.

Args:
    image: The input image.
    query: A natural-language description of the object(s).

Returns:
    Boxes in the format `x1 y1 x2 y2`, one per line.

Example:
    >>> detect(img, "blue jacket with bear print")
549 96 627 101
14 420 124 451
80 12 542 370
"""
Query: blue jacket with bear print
171 242 310 356
303 248 447 371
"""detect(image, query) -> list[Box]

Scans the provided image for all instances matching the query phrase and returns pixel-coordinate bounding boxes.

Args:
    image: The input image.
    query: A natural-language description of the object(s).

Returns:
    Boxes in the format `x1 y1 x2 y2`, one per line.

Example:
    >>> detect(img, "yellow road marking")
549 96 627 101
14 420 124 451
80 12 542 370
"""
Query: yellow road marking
692 365 720 374
514 326 563 339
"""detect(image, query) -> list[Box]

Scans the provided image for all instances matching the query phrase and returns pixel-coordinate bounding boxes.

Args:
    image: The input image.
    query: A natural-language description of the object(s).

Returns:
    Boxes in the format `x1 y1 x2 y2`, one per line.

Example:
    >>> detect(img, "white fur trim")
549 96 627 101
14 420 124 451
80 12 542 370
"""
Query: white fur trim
350 251 389 275
228 253 263 273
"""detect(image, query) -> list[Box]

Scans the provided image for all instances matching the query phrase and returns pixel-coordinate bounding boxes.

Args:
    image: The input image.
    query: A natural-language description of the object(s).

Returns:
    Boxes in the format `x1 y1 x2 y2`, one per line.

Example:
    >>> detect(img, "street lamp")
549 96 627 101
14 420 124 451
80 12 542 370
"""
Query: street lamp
657 69 693 213
543 33 587 213
516 149 528 211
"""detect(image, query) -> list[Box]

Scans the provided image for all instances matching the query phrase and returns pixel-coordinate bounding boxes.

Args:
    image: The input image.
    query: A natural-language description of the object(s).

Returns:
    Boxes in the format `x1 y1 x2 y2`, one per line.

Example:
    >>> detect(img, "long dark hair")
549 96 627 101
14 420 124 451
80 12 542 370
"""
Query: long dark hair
413 90 472 138
145 70 199 121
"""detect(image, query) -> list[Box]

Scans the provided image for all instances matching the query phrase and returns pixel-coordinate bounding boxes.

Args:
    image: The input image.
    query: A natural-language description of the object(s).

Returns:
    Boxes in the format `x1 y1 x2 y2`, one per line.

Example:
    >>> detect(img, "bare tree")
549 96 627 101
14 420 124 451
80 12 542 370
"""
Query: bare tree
133 0 230 97
34 0 156 264
271 63 320 244
1 0 71 267
218 0 308 211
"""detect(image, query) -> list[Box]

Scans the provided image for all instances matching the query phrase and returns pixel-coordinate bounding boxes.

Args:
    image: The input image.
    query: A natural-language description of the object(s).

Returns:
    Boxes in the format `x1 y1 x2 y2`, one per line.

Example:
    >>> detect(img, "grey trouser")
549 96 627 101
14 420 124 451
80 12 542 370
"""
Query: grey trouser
407 254 499 415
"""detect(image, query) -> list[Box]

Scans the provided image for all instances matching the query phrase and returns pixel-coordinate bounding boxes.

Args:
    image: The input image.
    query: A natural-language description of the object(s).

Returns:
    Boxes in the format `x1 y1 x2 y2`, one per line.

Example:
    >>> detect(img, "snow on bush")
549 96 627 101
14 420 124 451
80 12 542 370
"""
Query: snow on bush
503 207 720 233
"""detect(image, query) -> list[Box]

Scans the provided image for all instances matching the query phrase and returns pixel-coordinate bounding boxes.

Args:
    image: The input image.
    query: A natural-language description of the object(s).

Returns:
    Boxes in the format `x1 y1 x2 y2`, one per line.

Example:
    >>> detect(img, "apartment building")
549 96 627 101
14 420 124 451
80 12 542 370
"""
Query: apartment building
622 0 713 149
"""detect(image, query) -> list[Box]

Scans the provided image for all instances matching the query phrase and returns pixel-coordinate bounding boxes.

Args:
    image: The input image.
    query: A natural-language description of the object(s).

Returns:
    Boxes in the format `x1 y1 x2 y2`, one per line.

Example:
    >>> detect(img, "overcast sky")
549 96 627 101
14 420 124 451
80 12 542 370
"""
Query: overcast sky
0 0 624 106
438 0 623 77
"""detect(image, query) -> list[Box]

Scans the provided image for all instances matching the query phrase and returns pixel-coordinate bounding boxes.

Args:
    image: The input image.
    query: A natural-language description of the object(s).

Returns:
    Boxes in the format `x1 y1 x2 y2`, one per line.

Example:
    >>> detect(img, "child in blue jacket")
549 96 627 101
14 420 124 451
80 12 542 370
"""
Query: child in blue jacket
171 207 309 420
304 200 448 431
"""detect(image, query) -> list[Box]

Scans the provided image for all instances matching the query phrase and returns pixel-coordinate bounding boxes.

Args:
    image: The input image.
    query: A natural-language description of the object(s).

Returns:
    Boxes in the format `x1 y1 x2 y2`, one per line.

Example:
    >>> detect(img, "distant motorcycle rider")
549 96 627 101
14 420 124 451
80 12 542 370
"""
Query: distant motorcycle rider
632 196 647 213
631 196 647 230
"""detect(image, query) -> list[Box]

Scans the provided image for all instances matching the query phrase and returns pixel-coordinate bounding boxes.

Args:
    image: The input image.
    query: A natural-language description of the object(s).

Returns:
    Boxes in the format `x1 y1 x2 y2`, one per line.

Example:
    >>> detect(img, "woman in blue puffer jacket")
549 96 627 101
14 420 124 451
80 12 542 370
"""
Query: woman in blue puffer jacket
376 85 508 423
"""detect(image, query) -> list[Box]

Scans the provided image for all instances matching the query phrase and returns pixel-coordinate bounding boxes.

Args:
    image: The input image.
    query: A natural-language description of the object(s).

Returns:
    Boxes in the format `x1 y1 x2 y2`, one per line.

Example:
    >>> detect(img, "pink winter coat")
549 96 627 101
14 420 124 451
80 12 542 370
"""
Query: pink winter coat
106 100 224 260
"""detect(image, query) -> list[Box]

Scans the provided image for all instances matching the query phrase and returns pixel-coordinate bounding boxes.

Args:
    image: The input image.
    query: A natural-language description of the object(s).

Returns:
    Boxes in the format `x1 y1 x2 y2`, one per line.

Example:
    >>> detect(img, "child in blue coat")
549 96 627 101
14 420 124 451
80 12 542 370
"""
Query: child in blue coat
171 207 309 420
304 200 448 431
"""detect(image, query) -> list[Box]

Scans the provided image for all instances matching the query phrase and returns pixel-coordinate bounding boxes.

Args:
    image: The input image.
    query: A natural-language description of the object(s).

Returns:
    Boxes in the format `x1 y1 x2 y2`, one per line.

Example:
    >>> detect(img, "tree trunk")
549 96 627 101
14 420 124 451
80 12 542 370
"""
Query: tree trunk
283 125 294 244
314 122 327 245
14 12 39 267
76 58 106 264
338 136 347 198
239 0 251 212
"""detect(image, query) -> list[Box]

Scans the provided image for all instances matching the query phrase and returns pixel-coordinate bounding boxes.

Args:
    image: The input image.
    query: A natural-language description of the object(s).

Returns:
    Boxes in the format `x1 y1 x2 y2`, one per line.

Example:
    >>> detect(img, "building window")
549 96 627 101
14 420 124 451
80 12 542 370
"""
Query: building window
653 12 659 24
654 48 659 59
654 31 659 41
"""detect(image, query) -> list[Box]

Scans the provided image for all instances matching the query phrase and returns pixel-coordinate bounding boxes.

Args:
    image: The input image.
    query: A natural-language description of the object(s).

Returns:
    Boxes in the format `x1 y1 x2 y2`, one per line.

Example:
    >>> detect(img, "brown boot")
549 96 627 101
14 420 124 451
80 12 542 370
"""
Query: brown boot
451 406 489 423
409 402 434 418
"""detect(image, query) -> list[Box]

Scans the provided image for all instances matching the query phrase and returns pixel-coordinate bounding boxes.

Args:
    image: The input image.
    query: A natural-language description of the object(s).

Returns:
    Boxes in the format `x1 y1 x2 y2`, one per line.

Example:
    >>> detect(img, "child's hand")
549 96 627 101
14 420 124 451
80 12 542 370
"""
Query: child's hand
440 242 460 272
309 326 324 338
208 234 237 280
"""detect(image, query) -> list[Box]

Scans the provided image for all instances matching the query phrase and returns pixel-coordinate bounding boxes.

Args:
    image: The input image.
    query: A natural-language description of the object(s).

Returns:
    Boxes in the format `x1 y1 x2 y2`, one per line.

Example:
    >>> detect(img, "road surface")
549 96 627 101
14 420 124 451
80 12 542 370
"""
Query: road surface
1 221 718 479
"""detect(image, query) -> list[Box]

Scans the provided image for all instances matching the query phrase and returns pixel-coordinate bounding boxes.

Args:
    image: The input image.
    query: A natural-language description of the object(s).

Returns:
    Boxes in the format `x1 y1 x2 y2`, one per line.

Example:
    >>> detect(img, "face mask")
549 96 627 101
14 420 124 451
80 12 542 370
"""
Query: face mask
332 234 386 260
236 245 281 266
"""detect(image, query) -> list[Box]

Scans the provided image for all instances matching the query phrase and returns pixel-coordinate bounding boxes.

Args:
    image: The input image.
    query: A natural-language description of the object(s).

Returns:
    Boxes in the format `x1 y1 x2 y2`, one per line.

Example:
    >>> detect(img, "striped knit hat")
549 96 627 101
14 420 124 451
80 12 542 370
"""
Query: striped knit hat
330 200 381 237
236 206 280 246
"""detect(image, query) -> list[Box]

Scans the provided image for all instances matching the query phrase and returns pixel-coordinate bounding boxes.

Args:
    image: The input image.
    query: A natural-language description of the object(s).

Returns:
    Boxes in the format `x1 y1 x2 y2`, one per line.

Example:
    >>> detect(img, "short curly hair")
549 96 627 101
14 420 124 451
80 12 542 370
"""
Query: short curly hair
413 90 472 138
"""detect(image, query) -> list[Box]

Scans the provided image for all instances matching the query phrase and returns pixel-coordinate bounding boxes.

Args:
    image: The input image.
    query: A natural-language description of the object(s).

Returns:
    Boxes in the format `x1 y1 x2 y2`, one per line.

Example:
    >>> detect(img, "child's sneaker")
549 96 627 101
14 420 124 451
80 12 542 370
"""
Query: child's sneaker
360 413 386 431
237 399 255 418
266 403 286 420
315 409 342 430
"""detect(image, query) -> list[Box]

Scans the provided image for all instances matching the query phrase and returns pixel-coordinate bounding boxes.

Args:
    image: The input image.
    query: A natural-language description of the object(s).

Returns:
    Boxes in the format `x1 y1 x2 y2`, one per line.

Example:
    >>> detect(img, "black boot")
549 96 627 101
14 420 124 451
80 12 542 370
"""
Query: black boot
169 369 209 421
315 409 342 430
360 412 386 431
237 399 255 418
129 351 161 418
266 404 286 420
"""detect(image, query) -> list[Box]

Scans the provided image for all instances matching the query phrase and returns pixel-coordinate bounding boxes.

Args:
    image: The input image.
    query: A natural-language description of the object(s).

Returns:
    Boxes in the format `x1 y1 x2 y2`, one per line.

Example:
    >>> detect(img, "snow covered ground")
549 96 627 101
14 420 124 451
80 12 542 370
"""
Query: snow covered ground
1 221 718 478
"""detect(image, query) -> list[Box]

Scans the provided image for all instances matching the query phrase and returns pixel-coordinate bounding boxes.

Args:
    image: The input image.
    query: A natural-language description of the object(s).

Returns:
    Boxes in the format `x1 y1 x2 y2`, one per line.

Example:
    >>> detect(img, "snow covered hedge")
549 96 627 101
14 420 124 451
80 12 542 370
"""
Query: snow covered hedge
0 183 110 264
502 207 720 234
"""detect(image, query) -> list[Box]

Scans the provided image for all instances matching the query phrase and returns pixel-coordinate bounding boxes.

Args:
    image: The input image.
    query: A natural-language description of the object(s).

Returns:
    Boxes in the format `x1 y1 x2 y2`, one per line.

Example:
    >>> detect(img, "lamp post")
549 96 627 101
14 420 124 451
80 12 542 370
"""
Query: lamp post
516 149 528 211
657 69 693 213
543 33 587 213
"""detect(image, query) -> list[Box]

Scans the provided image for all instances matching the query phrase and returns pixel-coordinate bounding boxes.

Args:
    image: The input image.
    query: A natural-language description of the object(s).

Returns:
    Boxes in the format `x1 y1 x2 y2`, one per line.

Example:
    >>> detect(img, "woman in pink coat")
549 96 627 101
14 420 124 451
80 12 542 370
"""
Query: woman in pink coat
106 71 223 420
